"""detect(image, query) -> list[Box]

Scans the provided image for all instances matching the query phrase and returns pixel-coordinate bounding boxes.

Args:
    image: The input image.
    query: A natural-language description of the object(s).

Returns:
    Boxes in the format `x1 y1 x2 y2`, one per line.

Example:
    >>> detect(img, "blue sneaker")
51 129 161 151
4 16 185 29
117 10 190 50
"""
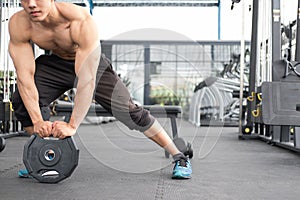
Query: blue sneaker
18 169 31 178
172 159 192 179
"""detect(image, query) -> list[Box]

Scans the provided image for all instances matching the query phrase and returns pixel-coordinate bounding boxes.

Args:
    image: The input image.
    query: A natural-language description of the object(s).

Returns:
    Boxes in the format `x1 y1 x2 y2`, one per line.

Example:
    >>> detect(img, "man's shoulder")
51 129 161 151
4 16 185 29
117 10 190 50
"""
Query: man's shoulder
10 10 30 26
56 2 90 22
9 11 31 41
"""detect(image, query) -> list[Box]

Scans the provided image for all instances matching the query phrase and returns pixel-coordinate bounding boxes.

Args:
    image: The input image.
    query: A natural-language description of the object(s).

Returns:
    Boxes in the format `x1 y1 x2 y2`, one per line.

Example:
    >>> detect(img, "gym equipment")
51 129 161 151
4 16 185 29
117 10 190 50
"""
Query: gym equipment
241 0 260 136
23 134 79 183
52 101 184 158
242 124 253 135
189 76 247 127
272 60 300 81
173 137 193 159
242 82 300 151
52 102 181 137
294 104 300 148
261 82 300 126
231 0 241 10
0 137 6 152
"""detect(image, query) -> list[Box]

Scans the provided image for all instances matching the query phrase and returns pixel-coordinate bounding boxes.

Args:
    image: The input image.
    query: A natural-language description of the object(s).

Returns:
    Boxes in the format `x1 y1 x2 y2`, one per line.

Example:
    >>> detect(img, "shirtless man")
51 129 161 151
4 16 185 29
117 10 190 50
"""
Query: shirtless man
8 0 192 179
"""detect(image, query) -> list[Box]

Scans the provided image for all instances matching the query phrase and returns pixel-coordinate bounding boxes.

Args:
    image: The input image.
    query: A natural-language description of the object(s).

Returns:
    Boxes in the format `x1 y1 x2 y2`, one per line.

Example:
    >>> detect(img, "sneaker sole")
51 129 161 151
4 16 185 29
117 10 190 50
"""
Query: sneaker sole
172 175 191 179
18 174 32 178
18 171 32 178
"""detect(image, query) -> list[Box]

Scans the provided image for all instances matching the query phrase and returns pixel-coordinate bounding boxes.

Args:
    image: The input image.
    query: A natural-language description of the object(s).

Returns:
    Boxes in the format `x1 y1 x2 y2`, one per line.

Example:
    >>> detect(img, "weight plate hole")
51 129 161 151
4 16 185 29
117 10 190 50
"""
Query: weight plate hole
41 170 59 177
44 149 55 161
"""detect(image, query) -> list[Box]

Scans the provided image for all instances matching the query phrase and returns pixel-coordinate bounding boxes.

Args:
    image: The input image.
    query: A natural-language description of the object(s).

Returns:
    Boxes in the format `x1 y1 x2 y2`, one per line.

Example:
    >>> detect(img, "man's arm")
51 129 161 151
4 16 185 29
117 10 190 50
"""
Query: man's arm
52 14 101 138
8 15 52 136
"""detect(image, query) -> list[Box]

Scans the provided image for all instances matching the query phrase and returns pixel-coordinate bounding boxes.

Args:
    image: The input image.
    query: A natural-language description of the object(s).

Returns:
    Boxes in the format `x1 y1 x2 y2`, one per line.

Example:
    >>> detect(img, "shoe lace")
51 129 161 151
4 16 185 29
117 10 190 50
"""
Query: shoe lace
172 153 188 166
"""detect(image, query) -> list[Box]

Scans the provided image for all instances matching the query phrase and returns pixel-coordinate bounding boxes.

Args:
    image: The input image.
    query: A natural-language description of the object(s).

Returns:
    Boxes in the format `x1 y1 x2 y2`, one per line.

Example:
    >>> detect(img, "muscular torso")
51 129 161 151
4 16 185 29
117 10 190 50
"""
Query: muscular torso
9 2 101 132
17 3 87 60
30 21 78 60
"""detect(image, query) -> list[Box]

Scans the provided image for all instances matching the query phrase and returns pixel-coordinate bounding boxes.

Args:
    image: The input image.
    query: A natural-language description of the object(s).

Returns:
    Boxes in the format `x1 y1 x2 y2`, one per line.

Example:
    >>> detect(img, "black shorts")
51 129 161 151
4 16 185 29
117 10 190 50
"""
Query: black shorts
12 54 155 132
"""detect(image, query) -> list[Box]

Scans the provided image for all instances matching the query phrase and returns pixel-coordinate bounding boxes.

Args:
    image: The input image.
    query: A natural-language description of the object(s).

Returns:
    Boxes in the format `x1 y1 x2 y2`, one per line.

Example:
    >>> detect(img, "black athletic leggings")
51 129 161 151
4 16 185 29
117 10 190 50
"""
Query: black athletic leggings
12 54 155 132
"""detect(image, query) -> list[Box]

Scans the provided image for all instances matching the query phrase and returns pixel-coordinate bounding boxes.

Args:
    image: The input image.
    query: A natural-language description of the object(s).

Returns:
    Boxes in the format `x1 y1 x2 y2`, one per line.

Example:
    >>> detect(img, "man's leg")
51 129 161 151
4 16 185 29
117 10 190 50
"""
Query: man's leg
94 55 180 155
94 55 192 178
143 120 180 155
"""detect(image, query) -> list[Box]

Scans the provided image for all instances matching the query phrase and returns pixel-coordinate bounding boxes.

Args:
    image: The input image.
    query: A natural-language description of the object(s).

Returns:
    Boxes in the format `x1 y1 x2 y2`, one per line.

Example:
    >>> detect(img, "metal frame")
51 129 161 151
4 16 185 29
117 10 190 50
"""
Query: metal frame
295 0 300 61
244 0 259 131
67 0 219 7
240 0 300 154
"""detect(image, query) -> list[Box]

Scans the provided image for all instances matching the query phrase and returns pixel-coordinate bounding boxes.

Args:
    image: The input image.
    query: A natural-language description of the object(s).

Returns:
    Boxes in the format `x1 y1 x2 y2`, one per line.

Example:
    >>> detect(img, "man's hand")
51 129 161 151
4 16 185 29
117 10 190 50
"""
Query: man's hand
34 121 53 138
52 121 76 139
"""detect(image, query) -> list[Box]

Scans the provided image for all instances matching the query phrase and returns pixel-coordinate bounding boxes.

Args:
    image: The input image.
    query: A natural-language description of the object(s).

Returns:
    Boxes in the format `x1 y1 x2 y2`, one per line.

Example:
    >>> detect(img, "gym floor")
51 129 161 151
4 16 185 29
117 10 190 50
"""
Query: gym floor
1 118 300 200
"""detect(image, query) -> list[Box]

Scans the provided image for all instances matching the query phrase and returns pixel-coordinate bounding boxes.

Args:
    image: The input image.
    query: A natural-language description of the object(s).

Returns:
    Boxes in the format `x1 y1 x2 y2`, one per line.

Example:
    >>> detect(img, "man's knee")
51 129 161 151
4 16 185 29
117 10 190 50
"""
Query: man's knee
131 109 155 132
114 107 155 132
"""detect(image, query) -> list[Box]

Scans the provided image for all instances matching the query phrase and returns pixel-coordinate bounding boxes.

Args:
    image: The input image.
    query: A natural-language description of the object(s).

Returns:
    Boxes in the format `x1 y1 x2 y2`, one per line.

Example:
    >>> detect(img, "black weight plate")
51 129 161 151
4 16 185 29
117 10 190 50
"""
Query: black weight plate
23 135 79 183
